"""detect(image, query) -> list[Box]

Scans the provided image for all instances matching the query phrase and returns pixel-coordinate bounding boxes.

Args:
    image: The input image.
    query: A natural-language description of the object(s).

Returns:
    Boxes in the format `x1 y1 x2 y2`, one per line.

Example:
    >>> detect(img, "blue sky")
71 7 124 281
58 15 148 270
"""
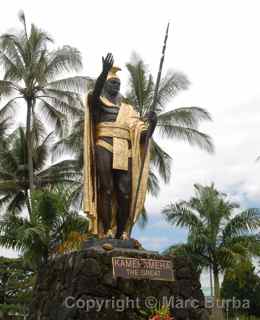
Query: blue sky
133 215 188 253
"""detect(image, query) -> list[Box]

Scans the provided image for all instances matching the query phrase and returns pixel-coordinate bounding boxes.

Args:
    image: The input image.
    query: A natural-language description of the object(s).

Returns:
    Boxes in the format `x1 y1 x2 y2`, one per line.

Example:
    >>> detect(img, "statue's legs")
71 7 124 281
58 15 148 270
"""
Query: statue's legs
95 146 113 235
114 160 131 239
96 145 132 238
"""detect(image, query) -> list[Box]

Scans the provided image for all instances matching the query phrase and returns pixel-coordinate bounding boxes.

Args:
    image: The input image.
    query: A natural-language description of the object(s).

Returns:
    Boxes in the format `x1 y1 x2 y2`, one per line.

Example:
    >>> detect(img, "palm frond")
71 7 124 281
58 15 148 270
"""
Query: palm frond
222 209 260 240
66 184 84 211
45 46 82 80
31 110 46 145
157 107 212 129
150 138 172 183
36 160 81 188
46 76 89 94
33 132 54 171
0 194 13 209
41 88 80 103
0 147 18 173
0 170 14 180
136 207 148 229
37 98 66 136
0 118 11 141
222 234 260 256
28 23 53 52
7 191 27 213
0 31 26 81
0 80 19 98
18 10 28 39
216 246 245 270
163 201 204 230
36 95 82 118
156 71 190 112
164 243 209 272
125 53 153 115
51 128 83 162
157 124 214 153
0 31 26 65
147 169 160 196
0 97 21 119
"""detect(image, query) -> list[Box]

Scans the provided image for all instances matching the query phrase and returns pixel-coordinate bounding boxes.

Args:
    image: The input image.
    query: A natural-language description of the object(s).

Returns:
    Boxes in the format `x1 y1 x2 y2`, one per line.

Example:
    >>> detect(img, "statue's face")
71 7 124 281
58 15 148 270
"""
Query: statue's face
104 78 121 97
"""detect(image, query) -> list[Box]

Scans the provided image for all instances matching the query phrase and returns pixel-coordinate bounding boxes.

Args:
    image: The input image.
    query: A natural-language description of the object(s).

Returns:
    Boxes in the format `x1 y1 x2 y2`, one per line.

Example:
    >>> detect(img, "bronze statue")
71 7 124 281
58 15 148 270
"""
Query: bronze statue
83 53 157 239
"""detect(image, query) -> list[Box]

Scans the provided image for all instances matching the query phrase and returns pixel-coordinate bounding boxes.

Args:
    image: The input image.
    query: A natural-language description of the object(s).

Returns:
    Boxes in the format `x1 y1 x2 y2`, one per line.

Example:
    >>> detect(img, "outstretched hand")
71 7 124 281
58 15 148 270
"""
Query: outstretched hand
102 53 114 73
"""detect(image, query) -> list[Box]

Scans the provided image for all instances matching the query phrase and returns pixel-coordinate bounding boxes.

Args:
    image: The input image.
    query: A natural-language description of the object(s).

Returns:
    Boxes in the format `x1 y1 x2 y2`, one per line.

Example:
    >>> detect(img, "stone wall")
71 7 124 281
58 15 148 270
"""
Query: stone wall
29 247 209 320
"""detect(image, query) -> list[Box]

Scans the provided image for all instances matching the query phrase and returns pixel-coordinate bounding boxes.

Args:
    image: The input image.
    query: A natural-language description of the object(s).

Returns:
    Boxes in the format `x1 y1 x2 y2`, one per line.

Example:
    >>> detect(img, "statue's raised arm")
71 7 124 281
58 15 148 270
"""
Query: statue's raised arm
92 53 114 106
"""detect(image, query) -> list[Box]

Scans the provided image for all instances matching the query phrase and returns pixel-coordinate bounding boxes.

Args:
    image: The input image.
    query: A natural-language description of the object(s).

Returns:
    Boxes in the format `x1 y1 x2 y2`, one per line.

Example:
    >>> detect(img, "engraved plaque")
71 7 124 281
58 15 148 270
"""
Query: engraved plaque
112 257 174 281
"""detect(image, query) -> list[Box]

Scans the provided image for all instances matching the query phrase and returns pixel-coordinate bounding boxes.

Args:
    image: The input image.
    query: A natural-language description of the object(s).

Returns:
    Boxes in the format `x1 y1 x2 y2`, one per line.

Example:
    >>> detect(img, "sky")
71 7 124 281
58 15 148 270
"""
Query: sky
1 0 260 287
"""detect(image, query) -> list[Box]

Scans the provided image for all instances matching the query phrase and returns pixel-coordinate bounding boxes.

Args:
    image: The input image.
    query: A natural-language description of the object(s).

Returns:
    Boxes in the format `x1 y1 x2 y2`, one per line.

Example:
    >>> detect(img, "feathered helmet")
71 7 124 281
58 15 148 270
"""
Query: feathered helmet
106 66 121 80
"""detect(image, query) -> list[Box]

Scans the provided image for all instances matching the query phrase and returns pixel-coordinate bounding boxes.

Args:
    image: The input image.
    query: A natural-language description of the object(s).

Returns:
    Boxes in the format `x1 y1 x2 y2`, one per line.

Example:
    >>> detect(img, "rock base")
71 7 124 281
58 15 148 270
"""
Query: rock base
29 244 209 320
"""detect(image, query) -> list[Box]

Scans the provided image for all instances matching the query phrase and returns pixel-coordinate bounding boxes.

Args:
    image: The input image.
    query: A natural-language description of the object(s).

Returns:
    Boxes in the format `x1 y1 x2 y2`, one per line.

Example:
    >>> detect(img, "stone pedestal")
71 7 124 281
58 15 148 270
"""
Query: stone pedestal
29 241 209 320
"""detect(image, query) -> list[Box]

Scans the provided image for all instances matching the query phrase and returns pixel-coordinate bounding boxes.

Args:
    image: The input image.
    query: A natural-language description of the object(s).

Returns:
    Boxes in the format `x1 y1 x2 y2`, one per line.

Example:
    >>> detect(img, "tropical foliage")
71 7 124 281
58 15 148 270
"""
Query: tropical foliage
0 12 88 278
221 262 260 317
0 257 34 317
0 189 88 270
163 184 260 299
0 126 81 215
0 118 9 146
0 11 87 193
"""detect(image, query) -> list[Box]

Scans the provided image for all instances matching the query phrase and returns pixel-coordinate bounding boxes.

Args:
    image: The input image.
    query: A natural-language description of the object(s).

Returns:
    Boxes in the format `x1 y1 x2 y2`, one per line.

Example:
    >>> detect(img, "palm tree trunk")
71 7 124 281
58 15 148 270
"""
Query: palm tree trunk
213 265 224 320
26 190 32 217
213 266 220 299
209 264 214 297
26 98 34 193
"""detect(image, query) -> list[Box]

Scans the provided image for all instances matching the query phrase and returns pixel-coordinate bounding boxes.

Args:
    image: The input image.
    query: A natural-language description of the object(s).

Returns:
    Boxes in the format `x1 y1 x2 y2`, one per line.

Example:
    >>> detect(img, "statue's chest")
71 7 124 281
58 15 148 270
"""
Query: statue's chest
98 101 120 122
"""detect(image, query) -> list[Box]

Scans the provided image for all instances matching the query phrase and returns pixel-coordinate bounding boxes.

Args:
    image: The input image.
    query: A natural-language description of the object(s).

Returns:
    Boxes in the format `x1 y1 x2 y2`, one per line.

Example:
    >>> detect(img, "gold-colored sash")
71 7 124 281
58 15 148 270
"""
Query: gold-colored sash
96 139 132 158
96 122 130 170
96 123 130 141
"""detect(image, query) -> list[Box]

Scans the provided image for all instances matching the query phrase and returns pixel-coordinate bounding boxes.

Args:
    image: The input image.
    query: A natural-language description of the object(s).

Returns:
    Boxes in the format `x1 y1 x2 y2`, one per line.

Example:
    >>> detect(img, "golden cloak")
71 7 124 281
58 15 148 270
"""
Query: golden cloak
83 94 150 237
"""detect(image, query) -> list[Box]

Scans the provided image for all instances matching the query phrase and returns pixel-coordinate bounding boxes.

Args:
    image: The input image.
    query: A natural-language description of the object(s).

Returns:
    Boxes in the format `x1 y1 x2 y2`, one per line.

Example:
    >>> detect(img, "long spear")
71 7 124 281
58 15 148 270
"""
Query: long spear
131 23 170 228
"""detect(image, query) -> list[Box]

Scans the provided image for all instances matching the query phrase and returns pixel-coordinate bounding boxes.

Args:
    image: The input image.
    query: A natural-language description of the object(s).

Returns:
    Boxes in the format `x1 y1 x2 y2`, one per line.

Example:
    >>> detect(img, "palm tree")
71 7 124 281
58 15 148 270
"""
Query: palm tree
0 188 88 270
125 53 214 186
163 183 260 300
0 118 9 146
0 126 81 215
0 106 11 147
51 98 85 167
0 11 87 194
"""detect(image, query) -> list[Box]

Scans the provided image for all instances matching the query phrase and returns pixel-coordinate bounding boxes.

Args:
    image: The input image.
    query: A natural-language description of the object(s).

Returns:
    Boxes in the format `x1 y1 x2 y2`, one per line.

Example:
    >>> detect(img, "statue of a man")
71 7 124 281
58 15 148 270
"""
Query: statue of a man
84 53 157 239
